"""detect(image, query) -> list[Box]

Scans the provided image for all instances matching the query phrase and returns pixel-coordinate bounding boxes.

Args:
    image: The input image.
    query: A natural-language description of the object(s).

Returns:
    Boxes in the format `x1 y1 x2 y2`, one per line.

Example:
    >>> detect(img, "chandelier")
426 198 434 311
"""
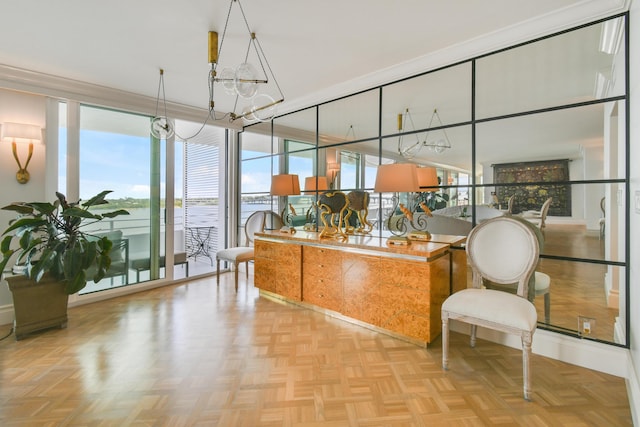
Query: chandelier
398 108 451 159
208 0 284 123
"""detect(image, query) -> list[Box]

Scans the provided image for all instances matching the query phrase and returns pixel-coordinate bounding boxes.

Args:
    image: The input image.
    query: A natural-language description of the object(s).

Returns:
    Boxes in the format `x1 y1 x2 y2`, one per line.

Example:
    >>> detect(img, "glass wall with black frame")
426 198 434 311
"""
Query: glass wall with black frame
251 14 628 346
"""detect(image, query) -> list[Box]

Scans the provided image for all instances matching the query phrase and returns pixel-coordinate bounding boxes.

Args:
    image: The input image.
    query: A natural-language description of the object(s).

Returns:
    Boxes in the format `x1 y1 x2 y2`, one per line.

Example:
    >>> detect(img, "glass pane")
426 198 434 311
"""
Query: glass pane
181 123 223 277
381 62 472 137
241 129 276 161
379 125 473 180
273 107 317 146
319 89 379 142
537 259 623 344
476 17 626 118
78 105 156 293
477 102 626 182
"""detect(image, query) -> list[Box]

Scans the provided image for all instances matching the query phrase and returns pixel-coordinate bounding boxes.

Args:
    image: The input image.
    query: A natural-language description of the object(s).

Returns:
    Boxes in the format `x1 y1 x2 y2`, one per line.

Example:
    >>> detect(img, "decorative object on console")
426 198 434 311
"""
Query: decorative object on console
345 191 373 234
150 69 175 140
374 163 425 245
317 191 349 239
207 0 284 123
270 174 300 230
1 122 42 184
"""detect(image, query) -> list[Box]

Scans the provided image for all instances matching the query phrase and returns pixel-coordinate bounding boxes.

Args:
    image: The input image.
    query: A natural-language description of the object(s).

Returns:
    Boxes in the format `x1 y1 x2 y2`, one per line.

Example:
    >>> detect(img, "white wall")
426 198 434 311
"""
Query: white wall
626 0 640 423
0 89 48 311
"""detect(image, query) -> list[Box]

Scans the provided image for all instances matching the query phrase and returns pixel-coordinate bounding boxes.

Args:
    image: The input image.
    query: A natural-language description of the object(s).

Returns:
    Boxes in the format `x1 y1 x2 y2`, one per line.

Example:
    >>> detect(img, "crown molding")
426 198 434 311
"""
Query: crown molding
0 64 242 131
281 0 630 115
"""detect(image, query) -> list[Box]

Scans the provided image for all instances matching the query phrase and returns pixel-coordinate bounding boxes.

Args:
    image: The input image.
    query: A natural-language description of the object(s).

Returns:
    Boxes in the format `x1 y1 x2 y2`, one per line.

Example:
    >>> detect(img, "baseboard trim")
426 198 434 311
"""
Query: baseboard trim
625 352 640 427
0 304 14 326
450 320 629 377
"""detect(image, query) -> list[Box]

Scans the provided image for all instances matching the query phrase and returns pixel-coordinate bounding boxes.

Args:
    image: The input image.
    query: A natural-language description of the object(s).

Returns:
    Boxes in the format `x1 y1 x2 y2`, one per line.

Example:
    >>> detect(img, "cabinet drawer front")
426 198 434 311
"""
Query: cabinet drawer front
255 239 277 259
303 276 342 312
303 246 341 281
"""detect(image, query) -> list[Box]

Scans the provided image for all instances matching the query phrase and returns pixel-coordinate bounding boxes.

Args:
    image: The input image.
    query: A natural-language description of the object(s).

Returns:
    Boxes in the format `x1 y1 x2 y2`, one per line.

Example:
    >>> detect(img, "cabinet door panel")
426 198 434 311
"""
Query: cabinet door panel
342 252 380 321
276 244 302 301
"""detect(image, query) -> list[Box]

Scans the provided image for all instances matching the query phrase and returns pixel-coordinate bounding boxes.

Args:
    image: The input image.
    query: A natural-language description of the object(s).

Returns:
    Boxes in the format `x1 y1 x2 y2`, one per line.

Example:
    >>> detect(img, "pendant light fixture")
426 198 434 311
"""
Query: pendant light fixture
208 0 285 124
150 68 175 139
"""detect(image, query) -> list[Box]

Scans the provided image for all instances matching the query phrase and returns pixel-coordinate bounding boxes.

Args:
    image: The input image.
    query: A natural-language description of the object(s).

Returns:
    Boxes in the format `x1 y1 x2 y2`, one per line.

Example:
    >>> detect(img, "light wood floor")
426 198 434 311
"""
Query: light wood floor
0 272 632 426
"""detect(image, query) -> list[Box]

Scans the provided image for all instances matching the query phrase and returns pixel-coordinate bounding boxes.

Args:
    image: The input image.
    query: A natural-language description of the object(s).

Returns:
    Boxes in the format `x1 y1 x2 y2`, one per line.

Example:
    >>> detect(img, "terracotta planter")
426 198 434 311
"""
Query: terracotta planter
6 274 69 340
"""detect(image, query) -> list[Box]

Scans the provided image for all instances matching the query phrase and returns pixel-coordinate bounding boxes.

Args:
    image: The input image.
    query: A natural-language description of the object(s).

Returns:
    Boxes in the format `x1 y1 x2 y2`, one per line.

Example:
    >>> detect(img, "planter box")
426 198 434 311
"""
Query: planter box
6 275 69 340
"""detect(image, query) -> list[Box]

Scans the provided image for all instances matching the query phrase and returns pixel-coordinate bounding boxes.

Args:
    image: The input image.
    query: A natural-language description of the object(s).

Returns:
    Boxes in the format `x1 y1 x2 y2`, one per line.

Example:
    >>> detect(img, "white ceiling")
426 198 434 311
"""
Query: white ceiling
0 0 628 169
0 0 622 113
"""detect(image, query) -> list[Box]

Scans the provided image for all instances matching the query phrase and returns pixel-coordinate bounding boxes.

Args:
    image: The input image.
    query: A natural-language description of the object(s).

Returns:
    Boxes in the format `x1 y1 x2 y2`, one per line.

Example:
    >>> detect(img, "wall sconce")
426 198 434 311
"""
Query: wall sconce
1 122 42 184
270 174 301 228
327 162 340 189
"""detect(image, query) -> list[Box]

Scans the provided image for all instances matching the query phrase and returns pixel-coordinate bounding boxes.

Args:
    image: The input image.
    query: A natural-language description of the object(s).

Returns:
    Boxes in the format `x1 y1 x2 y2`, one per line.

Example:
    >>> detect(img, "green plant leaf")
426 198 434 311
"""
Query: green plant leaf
61 207 102 220
82 190 112 208
24 202 57 215
1 204 35 215
0 248 14 273
65 270 86 294
2 218 48 235
101 209 130 218
1 235 13 253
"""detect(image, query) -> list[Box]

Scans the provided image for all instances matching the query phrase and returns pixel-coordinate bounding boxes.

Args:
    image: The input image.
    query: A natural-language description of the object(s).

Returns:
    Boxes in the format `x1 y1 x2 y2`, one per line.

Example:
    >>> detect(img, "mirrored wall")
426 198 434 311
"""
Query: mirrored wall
240 15 628 346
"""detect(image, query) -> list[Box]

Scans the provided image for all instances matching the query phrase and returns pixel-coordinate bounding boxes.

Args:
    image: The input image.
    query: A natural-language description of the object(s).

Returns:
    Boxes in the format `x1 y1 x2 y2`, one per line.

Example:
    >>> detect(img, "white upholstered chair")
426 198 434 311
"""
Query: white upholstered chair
216 210 283 291
441 216 540 400
522 197 552 231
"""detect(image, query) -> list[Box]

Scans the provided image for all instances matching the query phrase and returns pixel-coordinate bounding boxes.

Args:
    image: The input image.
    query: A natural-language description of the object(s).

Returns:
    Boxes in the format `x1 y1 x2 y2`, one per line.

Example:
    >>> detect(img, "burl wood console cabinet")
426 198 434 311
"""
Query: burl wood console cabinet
254 231 466 346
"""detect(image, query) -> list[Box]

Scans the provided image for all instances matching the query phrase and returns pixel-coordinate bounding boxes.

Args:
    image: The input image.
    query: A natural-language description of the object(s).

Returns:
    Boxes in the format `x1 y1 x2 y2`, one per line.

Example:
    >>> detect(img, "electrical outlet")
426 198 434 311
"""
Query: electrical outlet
578 316 596 336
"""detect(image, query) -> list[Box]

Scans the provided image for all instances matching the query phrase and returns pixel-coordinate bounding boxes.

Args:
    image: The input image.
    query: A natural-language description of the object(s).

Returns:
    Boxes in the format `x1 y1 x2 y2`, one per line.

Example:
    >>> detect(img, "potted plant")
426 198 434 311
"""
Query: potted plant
0 190 129 339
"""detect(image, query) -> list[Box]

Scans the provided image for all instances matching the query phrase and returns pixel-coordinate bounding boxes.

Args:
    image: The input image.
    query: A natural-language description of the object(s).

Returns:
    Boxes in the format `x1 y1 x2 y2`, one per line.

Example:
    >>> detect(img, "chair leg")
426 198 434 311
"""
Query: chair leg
245 261 249 279
544 293 550 324
522 332 533 400
470 325 477 348
442 317 449 370
216 259 220 286
234 262 239 292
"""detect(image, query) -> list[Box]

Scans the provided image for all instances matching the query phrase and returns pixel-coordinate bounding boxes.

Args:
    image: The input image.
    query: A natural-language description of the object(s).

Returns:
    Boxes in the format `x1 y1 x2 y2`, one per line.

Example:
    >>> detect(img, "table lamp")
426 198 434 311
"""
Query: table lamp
271 174 300 228
374 163 420 244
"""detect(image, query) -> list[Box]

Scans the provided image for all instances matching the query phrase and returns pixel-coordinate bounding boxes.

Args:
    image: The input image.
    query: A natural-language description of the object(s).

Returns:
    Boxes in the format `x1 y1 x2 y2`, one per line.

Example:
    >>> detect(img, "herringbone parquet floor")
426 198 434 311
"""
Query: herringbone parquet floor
0 271 632 426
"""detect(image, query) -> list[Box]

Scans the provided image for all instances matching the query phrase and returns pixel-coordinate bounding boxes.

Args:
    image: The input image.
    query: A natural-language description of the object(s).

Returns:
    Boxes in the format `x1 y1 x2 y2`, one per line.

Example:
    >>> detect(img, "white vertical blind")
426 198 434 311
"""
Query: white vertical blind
183 125 223 263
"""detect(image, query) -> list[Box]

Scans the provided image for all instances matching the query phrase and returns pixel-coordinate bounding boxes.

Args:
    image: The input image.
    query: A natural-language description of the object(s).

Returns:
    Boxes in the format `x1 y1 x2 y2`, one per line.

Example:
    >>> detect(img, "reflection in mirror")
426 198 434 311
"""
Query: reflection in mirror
476 16 626 118
318 89 380 143
253 14 628 346
486 183 624 263
535 258 623 343
476 102 626 182
239 130 279 223
381 62 471 137
272 107 317 148
241 128 277 161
